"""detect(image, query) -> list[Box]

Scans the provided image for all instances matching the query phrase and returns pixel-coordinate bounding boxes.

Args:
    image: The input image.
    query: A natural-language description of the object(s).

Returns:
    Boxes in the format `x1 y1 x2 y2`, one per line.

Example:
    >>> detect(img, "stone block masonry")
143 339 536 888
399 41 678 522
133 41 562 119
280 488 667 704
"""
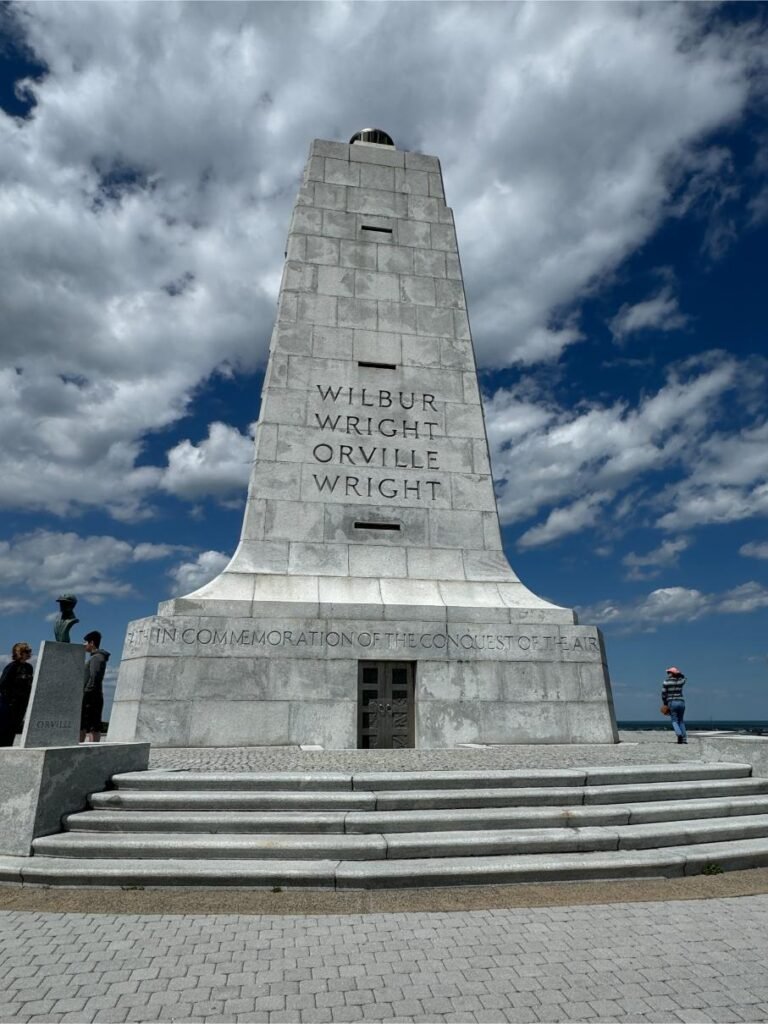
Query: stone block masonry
0 743 149 856
110 134 618 747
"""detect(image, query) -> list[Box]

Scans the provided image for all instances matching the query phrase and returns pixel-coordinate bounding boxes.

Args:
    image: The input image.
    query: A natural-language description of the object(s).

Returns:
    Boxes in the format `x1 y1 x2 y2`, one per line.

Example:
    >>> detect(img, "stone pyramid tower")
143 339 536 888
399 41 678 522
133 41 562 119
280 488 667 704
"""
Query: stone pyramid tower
110 130 618 748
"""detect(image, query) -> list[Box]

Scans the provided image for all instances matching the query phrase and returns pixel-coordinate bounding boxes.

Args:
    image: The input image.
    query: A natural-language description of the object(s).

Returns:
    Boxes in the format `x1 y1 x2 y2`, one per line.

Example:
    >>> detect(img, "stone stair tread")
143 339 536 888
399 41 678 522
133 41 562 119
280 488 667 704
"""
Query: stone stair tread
13 836 768 888
112 771 354 791
352 794 768 831
90 790 378 811
110 762 753 792
581 778 768 804
626 793 768 824
386 814 768 857
354 763 752 789
335 837 768 888
582 763 751 784
377 778 768 809
65 796 768 837
88 776 768 813
16 856 340 887
615 813 768 850
349 769 586 789
66 809 351 833
37 813 768 861
32 831 387 860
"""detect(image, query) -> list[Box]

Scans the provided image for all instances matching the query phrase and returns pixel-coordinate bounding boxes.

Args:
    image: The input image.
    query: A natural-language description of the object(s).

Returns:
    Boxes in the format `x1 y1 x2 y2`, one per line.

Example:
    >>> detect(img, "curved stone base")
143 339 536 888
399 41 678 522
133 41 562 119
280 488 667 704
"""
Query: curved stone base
109 596 618 747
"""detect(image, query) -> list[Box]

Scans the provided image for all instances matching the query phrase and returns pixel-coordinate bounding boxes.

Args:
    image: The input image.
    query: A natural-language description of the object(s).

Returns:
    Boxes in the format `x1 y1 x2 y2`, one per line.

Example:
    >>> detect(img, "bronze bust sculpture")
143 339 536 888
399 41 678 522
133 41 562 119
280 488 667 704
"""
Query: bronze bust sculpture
54 593 79 643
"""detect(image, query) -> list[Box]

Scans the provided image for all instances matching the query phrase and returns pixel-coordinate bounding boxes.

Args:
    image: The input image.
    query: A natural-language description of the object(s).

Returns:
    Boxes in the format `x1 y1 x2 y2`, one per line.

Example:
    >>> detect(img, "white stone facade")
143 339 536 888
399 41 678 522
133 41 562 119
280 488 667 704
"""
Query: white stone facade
109 138 618 747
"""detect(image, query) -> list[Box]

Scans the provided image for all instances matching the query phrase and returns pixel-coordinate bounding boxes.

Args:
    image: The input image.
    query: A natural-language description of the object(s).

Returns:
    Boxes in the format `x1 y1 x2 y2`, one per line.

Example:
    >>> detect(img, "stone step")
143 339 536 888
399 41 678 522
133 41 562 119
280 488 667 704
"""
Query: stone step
111 763 752 792
9 836 768 888
34 831 386 860
353 793 768 832
111 771 354 792
67 809 351 833
33 814 768 862
335 837 768 888
88 776 768 813
65 793 768 835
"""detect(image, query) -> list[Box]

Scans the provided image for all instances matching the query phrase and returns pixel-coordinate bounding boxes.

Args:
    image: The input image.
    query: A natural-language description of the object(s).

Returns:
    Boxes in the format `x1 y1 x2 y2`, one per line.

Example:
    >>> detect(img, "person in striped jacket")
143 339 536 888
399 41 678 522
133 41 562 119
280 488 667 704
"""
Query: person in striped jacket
662 666 687 744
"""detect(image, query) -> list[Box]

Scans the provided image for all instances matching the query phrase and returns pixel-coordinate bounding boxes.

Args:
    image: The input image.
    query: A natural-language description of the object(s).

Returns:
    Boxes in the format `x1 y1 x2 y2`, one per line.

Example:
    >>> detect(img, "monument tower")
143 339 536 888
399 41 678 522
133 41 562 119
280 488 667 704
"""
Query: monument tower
110 130 618 748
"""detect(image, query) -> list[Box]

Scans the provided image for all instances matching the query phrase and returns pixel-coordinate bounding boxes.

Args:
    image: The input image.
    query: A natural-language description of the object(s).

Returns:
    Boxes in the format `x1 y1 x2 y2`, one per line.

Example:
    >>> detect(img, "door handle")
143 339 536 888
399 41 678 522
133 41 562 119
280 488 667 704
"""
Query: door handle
385 704 391 711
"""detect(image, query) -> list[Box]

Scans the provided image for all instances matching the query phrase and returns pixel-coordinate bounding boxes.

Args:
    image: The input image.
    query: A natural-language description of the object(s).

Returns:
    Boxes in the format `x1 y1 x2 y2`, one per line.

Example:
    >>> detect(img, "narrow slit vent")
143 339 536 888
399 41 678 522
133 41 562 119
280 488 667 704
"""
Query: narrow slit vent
361 225 393 234
354 521 401 532
358 360 397 370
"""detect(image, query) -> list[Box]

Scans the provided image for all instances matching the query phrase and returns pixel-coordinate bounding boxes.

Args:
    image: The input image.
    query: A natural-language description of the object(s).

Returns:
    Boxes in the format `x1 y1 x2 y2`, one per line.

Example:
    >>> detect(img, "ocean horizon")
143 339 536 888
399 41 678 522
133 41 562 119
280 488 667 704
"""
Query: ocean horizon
619 720 768 733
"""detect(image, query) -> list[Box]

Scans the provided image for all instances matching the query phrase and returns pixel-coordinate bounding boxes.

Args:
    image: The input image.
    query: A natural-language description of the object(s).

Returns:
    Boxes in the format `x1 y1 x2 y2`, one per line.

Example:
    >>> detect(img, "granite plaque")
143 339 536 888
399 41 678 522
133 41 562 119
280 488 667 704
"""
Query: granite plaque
20 641 84 748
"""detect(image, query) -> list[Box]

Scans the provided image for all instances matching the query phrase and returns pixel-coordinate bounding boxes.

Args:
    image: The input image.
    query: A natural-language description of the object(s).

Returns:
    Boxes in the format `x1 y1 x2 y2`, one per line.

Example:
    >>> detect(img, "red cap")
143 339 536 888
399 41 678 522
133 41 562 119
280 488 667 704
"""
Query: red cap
666 666 682 676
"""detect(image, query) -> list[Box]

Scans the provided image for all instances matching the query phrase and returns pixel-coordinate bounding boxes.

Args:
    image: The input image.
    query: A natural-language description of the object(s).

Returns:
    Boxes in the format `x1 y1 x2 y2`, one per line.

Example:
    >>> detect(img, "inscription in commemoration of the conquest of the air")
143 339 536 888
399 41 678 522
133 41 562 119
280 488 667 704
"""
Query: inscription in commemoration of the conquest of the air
310 384 443 502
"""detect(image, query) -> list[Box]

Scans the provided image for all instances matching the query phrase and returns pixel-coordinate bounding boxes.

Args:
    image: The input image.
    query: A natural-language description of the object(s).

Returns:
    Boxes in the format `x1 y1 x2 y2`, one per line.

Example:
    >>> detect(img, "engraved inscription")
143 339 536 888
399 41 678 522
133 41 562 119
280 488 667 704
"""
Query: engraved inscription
126 625 600 658
312 384 442 502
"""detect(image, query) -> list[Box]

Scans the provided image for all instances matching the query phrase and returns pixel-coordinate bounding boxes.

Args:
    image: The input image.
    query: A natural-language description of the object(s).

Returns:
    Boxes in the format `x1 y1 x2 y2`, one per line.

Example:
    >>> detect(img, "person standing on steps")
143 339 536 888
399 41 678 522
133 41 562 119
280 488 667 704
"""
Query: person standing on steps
0 642 34 746
662 666 687 744
80 631 109 743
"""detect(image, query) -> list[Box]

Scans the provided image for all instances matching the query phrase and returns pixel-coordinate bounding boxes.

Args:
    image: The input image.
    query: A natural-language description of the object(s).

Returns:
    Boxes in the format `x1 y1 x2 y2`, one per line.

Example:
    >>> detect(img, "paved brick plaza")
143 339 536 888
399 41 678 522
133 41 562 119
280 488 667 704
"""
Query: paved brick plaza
2 894 768 1023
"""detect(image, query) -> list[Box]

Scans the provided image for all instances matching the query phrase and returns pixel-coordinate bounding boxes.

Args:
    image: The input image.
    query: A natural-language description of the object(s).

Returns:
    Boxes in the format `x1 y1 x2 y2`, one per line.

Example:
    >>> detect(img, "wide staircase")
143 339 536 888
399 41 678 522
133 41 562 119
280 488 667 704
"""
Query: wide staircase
20 761 768 888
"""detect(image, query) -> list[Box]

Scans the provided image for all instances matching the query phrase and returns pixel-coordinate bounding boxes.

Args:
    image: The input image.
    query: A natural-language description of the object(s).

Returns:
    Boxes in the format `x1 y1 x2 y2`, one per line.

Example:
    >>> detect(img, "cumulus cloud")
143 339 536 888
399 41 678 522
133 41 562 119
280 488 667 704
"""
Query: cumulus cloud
0 529 187 608
488 352 758 540
132 542 181 562
609 285 688 341
718 582 768 614
580 581 768 631
168 550 230 595
161 422 254 500
657 420 768 531
0 2 765 518
517 493 610 549
741 541 768 560
622 537 691 580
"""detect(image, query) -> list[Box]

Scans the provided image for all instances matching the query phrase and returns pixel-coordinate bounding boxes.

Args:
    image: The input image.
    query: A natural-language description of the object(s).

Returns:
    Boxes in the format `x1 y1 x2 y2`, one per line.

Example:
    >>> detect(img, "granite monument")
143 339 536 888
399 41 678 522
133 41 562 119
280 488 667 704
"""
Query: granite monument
109 130 619 748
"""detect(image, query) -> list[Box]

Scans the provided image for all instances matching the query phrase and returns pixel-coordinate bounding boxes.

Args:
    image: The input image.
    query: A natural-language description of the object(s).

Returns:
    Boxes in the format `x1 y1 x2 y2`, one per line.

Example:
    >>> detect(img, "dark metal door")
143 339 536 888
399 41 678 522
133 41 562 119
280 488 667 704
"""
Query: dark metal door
357 662 415 748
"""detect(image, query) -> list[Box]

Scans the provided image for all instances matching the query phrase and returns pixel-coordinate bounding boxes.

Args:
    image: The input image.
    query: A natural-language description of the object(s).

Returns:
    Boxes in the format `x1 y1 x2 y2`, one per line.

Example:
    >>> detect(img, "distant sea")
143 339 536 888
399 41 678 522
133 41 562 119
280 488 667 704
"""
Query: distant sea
619 720 768 735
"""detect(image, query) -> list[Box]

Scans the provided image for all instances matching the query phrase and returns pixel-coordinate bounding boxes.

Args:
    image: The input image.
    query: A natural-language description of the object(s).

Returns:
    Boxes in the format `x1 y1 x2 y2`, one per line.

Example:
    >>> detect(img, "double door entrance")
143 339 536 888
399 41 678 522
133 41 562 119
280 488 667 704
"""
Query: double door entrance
357 661 415 748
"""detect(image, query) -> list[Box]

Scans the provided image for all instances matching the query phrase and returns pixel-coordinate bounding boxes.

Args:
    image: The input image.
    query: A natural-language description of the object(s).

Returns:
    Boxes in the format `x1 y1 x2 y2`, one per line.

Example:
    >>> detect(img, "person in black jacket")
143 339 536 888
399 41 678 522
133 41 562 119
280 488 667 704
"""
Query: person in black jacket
0 642 34 746
662 666 687 744
80 630 110 743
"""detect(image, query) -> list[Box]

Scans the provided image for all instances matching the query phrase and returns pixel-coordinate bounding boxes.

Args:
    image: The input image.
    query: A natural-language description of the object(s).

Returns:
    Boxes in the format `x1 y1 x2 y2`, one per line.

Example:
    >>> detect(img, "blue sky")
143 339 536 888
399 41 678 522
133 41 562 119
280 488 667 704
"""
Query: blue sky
1 2 767 723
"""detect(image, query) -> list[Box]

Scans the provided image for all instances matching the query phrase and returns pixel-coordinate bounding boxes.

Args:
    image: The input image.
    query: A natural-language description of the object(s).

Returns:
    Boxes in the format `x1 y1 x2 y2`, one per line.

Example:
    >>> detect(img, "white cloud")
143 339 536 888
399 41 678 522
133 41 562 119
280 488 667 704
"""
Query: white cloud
622 537 691 580
657 420 768 531
161 422 255 500
580 580 768 630
0 597 37 615
0 2 764 517
168 550 230 596
658 484 768 531
717 582 768 614
132 542 182 562
609 285 688 341
0 529 183 607
740 541 768 560
488 353 752 538
517 493 610 549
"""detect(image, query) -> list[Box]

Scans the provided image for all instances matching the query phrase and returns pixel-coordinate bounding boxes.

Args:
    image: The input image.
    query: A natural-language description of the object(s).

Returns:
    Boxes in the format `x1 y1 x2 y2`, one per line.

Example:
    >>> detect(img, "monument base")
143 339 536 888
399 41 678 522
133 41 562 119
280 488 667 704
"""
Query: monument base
109 580 618 748
0 743 150 857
